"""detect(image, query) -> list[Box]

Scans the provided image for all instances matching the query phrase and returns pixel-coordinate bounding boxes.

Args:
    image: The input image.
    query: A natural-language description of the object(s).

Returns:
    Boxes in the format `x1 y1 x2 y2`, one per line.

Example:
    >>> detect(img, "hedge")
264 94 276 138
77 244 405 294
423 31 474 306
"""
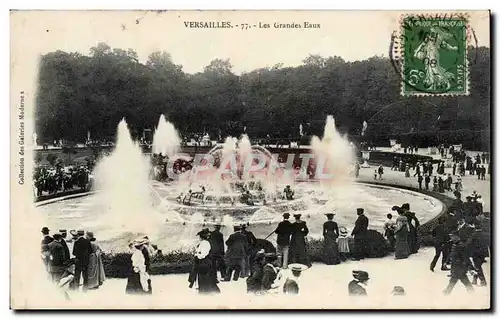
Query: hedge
102 232 390 278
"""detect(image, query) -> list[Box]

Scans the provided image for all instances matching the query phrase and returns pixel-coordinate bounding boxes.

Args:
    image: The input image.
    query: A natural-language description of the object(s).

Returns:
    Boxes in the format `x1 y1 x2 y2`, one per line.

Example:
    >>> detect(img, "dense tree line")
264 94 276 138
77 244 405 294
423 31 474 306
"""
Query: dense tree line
35 42 490 149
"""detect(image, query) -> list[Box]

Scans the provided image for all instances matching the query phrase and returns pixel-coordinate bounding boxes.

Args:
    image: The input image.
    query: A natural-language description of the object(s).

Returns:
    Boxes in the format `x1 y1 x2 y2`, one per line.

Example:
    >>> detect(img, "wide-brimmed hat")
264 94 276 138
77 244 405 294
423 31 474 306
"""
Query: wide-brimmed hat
352 270 369 281
339 227 348 235
264 253 278 261
196 228 210 237
325 213 335 218
289 263 309 272
76 229 85 236
58 229 67 233
293 214 302 218
69 229 78 237
41 227 50 233
392 286 405 295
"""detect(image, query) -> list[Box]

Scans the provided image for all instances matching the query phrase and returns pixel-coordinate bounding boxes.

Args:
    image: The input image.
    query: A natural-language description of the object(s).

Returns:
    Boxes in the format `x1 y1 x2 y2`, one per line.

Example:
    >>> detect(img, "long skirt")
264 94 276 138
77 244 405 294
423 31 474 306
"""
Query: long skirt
322 235 341 265
395 229 410 259
125 272 152 295
196 258 220 294
289 235 311 267
87 253 106 289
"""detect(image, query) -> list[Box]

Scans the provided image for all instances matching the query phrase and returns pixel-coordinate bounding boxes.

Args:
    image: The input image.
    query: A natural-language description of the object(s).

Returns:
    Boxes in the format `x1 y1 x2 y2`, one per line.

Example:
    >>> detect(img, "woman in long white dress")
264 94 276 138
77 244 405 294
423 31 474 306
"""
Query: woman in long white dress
125 240 151 295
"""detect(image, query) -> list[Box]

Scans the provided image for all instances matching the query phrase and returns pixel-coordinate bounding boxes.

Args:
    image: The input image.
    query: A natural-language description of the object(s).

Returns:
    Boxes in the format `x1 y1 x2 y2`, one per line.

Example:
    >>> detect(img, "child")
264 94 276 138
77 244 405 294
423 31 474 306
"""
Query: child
373 169 378 180
337 226 350 261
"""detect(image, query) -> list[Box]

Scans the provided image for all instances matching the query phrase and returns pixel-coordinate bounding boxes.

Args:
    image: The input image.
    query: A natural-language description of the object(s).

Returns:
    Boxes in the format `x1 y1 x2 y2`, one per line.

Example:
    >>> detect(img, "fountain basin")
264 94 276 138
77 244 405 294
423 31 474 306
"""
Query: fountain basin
37 182 443 253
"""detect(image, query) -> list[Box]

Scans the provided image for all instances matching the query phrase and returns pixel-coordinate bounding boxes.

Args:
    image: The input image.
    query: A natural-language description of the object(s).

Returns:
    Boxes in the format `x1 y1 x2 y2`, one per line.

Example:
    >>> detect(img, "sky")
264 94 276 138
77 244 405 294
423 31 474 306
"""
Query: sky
11 10 490 74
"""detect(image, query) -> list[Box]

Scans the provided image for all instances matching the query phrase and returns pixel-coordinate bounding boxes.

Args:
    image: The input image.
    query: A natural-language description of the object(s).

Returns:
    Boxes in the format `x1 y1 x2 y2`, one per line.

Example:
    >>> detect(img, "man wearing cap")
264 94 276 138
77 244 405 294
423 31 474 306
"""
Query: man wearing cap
351 208 369 260
71 229 92 291
209 224 226 281
289 214 311 267
223 225 248 282
430 216 451 272
41 227 54 272
348 270 369 296
47 233 67 282
274 213 293 269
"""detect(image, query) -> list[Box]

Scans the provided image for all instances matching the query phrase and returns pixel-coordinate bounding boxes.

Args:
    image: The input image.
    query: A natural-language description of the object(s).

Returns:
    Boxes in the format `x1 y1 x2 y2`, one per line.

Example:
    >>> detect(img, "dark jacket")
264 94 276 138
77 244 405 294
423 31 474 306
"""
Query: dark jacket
242 230 257 250
274 220 293 246
449 243 469 279
432 223 449 245
466 230 489 259
457 224 474 242
261 264 278 290
352 214 369 237
348 280 367 296
41 235 54 253
72 237 92 264
209 230 225 257
48 240 66 270
60 238 70 261
225 232 248 260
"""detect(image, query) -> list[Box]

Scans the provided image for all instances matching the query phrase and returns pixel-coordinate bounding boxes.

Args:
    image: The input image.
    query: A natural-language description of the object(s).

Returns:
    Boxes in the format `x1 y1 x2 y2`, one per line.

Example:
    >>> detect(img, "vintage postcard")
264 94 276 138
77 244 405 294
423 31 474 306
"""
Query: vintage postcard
10 10 491 309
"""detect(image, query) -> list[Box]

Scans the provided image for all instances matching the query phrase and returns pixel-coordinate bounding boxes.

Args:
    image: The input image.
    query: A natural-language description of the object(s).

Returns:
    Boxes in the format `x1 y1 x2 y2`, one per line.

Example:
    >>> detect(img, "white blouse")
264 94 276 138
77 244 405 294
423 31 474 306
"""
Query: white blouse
196 240 211 259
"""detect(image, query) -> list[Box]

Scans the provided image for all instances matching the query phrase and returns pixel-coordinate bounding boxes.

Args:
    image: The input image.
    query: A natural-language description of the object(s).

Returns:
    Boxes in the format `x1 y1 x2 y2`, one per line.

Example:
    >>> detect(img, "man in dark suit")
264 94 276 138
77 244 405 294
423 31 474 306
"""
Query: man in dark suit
223 225 248 281
48 233 66 282
351 208 369 260
59 229 70 262
240 224 257 277
41 226 54 272
430 216 450 271
467 223 488 286
209 224 226 280
71 229 92 291
274 213 293 269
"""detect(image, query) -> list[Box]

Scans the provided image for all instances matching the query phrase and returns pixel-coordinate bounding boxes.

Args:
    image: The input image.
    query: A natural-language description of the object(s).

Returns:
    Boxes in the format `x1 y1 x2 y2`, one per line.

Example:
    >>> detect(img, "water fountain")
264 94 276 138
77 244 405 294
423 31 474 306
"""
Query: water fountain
93 118 165 242
39 115 444 253
152 114 181 157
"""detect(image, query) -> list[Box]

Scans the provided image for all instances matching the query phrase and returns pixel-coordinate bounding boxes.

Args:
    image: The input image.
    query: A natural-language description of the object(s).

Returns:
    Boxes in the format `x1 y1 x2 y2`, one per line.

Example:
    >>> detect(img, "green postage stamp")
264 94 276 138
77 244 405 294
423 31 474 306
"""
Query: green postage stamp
400 14 469 96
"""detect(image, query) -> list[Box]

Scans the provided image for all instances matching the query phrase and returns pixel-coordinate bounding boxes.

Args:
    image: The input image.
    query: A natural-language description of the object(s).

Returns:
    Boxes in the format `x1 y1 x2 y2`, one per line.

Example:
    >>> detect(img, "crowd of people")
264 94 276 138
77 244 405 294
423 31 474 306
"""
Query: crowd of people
34 165 92 197
40 227 106 299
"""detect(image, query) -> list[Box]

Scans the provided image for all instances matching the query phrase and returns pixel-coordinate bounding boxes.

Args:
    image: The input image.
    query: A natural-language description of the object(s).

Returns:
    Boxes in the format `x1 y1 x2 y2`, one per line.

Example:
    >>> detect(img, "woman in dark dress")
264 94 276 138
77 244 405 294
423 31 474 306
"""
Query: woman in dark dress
394 208 410 259
322 213 341 265
289 214 311 267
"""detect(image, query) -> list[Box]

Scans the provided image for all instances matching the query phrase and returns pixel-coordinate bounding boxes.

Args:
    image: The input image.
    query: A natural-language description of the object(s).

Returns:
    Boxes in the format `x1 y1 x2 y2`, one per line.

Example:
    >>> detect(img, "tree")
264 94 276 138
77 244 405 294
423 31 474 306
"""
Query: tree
203 58 233 76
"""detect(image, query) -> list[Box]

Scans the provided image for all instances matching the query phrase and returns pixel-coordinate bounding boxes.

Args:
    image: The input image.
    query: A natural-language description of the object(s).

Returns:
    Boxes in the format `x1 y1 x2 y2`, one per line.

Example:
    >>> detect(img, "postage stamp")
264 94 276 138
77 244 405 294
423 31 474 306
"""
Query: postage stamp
400 14 469 96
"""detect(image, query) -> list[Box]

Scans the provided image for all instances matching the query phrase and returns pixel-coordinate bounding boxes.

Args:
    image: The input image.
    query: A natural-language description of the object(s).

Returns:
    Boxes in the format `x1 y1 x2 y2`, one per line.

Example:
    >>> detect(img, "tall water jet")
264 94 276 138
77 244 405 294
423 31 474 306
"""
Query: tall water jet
311 115 356 188
94 119 164 238
152 114 181 157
